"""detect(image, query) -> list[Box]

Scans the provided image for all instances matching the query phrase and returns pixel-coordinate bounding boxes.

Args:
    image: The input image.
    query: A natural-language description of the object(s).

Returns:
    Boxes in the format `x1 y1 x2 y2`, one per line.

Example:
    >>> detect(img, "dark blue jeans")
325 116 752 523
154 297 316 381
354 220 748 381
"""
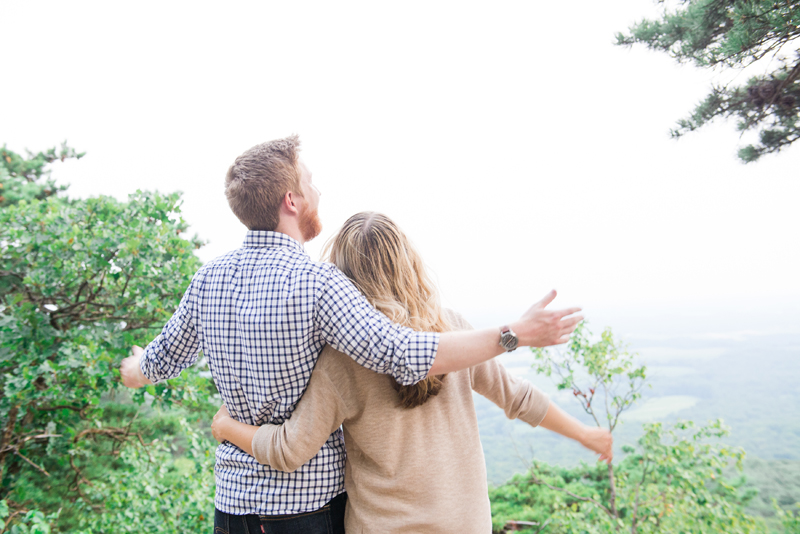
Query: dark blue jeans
214 492 347 534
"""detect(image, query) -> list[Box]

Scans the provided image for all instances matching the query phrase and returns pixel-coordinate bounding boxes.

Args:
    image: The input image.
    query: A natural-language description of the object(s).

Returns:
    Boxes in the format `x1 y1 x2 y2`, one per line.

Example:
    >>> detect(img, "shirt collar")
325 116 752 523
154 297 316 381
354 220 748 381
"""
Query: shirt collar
243 231 306 254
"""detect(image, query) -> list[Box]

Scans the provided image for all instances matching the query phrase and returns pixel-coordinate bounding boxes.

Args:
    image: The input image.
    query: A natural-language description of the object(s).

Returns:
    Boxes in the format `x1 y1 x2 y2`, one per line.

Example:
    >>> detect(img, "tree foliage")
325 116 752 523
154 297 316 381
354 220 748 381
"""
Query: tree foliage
616 0 800 162
489 323 797 533
776 501 800 533
491 421 762 533
531 325 648 433
0 146 217 532
0 143 83 208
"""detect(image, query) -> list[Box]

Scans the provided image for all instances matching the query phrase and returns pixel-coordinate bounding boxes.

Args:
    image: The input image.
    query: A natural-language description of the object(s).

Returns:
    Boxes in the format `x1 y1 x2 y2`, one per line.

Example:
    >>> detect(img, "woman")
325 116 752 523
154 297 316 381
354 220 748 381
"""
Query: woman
212 212 612 534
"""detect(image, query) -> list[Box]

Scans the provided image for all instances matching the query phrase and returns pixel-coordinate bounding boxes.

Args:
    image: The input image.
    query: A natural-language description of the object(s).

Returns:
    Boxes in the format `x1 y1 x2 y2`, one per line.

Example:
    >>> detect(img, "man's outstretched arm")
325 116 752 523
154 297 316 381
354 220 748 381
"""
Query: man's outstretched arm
120 279 201 388
428 289 582 375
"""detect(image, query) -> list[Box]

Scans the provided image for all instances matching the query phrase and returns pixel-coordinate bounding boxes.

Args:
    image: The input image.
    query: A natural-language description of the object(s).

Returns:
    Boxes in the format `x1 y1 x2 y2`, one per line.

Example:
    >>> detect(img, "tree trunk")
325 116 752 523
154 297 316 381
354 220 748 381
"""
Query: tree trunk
608 462 618 518
0 404 20 481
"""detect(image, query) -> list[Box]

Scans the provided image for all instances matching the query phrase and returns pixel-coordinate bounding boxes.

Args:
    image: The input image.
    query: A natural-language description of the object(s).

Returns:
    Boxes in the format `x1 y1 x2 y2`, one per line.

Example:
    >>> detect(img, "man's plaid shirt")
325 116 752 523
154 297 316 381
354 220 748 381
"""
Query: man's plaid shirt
139 231 439 515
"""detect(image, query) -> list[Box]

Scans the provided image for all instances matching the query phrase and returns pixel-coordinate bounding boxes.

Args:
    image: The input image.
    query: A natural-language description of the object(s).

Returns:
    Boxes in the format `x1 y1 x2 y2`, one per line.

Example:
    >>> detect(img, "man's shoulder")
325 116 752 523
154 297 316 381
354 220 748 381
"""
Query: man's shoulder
302 257 339 277
200 249 240 270
277 256 342 286
284 258 354 290
188 249 239 283
194 247 339 279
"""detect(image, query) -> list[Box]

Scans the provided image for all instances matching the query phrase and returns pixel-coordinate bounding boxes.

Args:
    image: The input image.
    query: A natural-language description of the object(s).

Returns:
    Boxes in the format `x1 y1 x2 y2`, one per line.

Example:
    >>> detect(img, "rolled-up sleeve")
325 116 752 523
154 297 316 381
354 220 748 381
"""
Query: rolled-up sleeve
139 277 201 383
315 267 439 386
471 358 551 427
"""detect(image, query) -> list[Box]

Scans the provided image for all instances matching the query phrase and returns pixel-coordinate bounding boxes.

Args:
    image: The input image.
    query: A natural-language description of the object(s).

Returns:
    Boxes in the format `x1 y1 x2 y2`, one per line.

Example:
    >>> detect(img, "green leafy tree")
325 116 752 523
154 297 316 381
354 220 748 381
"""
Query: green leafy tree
0 143 82 208
492 422 763 533
0 146 217 532
489 324 770 533
616 0 800 162
530 324 648 519
775 501 800 533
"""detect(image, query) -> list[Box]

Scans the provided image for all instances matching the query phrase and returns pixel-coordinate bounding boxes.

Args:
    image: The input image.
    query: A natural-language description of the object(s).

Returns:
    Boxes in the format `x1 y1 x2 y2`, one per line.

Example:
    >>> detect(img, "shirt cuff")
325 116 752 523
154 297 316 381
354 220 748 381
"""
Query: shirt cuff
398 331 439 386
520 390 551 428
251 425 275 467
139 347 160 384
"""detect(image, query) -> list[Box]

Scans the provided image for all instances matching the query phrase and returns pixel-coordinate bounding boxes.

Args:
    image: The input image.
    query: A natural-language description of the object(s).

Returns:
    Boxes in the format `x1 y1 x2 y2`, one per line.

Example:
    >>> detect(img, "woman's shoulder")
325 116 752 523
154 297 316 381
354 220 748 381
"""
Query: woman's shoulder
317 345 359 369
443 308 474 331
315 345 382 384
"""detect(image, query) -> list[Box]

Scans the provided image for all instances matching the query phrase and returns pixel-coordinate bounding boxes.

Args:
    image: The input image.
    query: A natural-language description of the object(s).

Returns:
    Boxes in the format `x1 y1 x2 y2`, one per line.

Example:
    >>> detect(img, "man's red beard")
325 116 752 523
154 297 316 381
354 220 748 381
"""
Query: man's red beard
299 205 322 242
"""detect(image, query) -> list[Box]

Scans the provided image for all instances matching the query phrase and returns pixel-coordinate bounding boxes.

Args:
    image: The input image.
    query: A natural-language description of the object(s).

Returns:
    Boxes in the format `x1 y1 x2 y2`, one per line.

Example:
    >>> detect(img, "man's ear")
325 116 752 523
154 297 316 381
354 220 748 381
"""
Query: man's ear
281 191 300 216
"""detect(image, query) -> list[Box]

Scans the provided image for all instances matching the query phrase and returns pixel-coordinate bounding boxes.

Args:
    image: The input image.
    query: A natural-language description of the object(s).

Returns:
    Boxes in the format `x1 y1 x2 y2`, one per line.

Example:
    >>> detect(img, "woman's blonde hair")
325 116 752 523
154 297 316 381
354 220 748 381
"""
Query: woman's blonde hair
322 212 452 408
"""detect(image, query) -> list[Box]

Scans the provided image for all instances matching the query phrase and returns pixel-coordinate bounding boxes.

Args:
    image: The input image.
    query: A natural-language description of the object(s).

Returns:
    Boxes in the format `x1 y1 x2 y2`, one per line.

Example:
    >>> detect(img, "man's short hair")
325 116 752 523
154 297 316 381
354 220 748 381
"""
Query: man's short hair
225 135 303 231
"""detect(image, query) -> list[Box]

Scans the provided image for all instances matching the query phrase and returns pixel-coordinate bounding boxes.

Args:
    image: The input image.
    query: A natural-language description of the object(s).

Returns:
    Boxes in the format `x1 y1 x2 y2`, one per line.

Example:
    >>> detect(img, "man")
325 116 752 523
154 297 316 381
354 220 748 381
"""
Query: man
120 135 588 533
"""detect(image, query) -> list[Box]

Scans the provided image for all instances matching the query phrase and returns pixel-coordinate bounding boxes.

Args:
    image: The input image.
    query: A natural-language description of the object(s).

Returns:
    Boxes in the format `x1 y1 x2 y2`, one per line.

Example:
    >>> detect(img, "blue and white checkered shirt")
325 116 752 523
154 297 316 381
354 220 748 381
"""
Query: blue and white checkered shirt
139 231 439 515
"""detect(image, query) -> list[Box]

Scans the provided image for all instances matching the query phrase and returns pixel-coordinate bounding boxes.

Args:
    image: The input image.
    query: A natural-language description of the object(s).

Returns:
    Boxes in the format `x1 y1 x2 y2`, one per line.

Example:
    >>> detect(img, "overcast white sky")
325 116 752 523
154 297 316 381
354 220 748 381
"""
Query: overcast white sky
3 1 799 338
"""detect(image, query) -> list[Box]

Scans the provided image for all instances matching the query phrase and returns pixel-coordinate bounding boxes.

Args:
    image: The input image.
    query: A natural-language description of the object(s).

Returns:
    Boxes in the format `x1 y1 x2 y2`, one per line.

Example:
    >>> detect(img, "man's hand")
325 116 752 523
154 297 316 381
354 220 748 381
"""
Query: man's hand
580 426 614 464
211 405 232 444
120 346 153 388
428 290 584 375
511 290 583 347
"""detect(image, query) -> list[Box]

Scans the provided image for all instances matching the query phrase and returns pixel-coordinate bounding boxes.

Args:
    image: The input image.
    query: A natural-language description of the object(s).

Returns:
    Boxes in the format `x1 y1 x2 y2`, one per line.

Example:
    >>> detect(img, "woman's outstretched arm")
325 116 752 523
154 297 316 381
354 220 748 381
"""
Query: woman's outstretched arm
471 358 612 463
538 401 613 463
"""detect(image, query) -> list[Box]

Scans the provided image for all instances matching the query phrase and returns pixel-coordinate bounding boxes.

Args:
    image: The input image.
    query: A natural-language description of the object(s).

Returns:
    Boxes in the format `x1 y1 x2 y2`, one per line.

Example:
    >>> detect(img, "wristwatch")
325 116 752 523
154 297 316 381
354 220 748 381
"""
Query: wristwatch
499 325 518 352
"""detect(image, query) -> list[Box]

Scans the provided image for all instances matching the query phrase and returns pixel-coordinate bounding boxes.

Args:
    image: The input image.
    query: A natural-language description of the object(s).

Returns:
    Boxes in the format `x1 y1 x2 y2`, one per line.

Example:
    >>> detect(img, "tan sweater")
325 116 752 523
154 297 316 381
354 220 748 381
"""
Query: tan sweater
251 312 550 534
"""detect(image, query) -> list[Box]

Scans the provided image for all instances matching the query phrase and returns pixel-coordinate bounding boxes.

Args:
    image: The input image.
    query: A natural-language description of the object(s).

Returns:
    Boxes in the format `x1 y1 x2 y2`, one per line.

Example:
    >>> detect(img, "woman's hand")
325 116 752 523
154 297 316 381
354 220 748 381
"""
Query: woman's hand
211 404 232 443
580 426 613 464
210 405 258 456
539 402 613 464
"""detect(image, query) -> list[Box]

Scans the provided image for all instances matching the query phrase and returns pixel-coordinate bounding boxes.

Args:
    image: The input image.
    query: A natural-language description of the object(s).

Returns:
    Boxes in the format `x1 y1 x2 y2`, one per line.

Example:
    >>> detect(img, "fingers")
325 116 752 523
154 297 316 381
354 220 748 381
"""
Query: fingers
553 325 582 345
535 289 557 309
559 315 583 331
557 307 582 319
549 316 583 345
211 423 224 443
600 436 613 464
583 428 613 464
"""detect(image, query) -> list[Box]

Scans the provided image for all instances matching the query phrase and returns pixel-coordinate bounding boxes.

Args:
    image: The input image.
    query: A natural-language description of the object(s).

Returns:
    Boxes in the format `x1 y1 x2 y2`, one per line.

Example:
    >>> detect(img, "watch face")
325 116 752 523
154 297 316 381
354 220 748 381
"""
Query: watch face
500 332 518 351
